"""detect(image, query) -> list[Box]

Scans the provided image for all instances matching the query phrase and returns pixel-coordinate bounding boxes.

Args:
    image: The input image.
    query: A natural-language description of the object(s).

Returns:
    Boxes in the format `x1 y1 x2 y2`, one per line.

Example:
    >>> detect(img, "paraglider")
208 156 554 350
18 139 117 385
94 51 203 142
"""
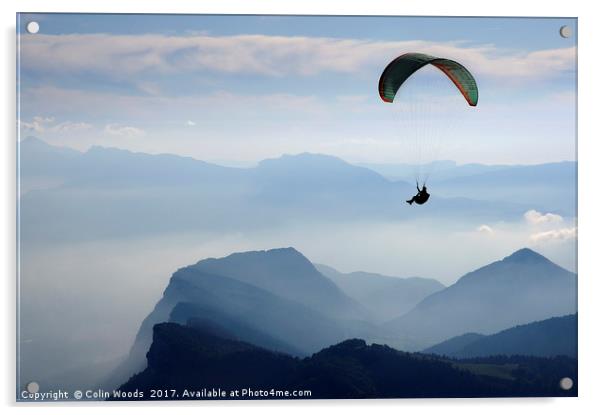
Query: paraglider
378 52 478 206
406 184 430 205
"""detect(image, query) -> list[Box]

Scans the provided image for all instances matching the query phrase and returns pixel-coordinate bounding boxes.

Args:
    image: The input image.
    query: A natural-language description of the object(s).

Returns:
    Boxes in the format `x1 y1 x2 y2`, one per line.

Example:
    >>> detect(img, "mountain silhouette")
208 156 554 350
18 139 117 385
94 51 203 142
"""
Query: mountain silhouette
254 153 398 203
359 160 509 182
433 162 576 216
315 263 444 322
113 248 375 389
19 136 82 193
169 302 304 356
107 247 577 389
116 321 577 399
424 314 577 358
193 248 368 320
385 248 577 349
19 138 541 243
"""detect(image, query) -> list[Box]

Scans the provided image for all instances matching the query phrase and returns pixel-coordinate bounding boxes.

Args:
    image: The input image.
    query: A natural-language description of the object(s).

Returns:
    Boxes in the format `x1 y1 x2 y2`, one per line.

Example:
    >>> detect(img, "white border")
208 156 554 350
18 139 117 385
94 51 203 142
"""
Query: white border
3 1 601 414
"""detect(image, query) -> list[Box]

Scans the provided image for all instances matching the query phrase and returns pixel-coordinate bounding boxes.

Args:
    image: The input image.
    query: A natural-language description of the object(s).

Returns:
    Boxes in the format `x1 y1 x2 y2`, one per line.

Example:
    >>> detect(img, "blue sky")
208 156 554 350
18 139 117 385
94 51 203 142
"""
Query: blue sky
17 13 577 164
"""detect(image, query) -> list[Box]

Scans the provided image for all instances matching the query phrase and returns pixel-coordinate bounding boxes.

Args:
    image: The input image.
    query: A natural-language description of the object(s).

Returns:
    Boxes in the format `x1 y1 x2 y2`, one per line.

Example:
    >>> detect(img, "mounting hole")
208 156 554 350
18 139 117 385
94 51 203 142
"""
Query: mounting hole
559 25 572 38
26 21 40 34
26 381 40 393
559 377 573 390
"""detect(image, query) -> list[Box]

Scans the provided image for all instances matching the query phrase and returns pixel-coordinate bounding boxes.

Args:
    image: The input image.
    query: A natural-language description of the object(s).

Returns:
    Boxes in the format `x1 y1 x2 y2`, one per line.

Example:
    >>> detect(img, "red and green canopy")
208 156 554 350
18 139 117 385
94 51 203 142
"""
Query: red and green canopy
378 52 479 106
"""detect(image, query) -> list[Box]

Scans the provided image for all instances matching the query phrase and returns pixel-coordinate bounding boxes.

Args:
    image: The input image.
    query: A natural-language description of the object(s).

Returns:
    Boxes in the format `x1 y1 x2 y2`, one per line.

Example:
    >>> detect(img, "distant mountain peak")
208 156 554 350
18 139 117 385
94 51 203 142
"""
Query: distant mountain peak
199 247 305 264
256 152 391 186
185 247 369 322
387 247 576 348
239 246 308 263
258 153 351 169
266 152 346 162
20 135 82 155
266 246 301 254
191 247 315 282
503 248 550 264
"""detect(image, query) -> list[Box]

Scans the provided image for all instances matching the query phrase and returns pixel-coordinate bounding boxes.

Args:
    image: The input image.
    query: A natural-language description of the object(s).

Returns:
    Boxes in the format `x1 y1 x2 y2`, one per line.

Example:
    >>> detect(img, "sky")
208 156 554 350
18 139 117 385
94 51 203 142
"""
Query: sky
17 14 577 165
15 14 579 393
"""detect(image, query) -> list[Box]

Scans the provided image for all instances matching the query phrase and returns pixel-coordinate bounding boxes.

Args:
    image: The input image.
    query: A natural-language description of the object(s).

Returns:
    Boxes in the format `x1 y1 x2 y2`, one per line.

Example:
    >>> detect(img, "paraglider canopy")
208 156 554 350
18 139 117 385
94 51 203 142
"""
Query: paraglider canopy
378 52 478 107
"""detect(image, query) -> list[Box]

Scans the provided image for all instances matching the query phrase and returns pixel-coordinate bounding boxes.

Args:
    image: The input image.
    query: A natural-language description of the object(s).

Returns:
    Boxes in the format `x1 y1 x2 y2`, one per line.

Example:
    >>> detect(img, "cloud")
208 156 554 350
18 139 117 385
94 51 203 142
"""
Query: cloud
20 33 575 82
186 120 196 126
22 86 326 120
477 225 494 234
104 124 146 138
19 116 54 133
530 227 577 243
52 121 93 132
19 116 91 134
524 209 563 225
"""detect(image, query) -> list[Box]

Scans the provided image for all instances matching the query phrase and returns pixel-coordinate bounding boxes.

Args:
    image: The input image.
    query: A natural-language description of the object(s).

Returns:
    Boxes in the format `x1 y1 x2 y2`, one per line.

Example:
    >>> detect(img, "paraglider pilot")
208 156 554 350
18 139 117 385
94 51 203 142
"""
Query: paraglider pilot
406 183 430 205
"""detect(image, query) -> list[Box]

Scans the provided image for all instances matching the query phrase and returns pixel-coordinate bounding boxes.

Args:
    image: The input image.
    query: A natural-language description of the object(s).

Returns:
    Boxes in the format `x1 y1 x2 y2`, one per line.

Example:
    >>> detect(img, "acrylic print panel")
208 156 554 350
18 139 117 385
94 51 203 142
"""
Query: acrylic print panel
16 13 577 401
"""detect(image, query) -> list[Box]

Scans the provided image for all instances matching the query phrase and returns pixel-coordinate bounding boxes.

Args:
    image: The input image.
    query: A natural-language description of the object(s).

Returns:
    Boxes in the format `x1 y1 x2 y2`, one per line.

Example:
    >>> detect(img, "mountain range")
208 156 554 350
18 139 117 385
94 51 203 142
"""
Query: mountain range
359 160 510 182
360 159 576 215
385 248 577 349
432 162 577 215
107 245 578 391
424 314 577 358
192 249 367 321
114 248 384 387
19 137 573 243
18 137 578 398
315 263 444 322
116 321 577 399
